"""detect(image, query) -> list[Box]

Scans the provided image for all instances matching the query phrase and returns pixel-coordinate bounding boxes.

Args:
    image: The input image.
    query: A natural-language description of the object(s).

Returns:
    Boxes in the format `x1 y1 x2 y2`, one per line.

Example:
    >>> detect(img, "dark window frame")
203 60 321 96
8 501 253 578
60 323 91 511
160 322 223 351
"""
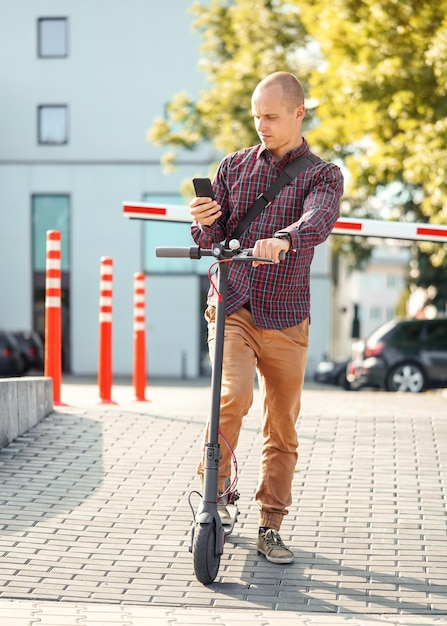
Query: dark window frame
37 17 69 58
31 193 71 272
31 193 71 372
37 104 69 145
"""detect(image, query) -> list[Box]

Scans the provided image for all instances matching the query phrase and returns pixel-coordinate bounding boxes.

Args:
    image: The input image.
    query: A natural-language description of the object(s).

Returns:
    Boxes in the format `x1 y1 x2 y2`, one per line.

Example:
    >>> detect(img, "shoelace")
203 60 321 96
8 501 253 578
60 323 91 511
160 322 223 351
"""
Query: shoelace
263 529 286 548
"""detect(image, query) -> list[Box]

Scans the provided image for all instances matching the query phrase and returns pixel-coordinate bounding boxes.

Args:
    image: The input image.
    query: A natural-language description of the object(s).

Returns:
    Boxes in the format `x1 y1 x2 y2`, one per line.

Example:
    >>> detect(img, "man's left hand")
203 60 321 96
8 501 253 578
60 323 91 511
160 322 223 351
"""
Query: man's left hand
252 237 290 267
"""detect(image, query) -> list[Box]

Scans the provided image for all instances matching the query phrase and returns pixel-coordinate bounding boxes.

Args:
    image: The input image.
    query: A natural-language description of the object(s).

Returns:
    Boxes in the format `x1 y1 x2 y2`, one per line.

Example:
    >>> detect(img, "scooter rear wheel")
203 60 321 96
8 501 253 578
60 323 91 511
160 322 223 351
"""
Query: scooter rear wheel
192 522 221 585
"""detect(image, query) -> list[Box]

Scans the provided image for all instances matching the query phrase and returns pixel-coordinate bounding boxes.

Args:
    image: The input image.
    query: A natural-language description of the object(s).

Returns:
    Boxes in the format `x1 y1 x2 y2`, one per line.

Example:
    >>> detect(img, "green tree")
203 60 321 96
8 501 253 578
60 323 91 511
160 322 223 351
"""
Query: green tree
299 0 447 213
296 0 447 307
148 0 312 172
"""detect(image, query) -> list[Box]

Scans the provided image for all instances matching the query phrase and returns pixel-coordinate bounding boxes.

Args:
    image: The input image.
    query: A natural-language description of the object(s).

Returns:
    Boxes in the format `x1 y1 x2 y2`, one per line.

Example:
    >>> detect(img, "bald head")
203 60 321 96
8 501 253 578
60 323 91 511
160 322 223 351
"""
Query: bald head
252 72 305 112
251 72 306 159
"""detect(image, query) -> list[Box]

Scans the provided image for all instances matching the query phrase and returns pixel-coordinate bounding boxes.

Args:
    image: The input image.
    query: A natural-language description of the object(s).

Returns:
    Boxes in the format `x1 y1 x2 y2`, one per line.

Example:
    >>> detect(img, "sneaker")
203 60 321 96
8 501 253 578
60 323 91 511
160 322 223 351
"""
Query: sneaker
257 529 294 564
217 501 232 525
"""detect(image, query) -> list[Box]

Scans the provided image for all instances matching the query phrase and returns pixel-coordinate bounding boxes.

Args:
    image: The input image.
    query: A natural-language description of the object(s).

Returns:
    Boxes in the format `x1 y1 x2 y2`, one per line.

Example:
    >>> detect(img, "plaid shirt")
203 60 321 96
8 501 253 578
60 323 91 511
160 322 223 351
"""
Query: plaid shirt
191 138 344 329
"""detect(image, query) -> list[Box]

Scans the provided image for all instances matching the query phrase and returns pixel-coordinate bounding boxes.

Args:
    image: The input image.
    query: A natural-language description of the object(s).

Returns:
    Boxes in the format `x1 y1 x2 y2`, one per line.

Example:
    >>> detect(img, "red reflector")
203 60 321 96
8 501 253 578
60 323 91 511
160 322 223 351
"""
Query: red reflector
4 347 11 358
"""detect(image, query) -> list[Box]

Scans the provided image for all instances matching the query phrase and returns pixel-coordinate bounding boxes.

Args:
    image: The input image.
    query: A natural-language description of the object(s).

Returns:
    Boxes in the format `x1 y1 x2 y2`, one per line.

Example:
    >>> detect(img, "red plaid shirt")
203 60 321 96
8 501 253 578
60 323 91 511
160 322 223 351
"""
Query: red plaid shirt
191 138 344 329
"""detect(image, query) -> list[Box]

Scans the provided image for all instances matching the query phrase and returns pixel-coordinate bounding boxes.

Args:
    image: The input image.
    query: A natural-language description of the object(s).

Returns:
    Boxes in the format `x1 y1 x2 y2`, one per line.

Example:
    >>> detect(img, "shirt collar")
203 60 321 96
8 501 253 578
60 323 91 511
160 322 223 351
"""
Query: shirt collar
257 138 310 166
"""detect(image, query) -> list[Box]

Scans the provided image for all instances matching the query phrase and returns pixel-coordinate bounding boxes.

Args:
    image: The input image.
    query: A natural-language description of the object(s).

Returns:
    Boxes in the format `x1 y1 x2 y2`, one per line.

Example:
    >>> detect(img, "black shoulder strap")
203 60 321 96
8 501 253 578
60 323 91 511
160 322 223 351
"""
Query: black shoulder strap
230 153 319 242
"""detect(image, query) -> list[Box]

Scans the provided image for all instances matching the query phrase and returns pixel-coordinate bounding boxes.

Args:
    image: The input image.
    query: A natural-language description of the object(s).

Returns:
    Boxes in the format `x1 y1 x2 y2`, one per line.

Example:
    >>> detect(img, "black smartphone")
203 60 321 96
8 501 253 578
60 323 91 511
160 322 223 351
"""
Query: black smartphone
193 177 215 199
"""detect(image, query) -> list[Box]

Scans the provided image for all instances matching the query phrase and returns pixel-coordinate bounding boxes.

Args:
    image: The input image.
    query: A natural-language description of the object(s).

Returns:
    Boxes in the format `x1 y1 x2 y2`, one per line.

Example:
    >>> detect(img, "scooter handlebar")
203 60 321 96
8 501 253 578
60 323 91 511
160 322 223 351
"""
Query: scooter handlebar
155 246 286 262
234 249 286 262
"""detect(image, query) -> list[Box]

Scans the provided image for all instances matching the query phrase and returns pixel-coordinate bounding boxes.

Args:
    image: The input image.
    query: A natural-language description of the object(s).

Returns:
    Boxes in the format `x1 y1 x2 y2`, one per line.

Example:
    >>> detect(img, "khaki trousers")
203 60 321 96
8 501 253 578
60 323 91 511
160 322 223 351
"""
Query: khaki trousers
198 305 309 530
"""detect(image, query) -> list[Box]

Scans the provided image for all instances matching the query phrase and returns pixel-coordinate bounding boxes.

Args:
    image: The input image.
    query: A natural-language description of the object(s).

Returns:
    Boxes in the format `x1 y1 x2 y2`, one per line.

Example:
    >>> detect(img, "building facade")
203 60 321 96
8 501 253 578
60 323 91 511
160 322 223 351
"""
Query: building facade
330 244 410 359
351 245 409 340
0 1 335 379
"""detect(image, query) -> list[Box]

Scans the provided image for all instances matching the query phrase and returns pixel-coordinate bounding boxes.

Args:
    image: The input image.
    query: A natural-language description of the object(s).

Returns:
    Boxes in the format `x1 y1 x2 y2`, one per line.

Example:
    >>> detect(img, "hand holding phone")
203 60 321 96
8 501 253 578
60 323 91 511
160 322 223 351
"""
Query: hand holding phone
191 177 221 226
193 177 215 199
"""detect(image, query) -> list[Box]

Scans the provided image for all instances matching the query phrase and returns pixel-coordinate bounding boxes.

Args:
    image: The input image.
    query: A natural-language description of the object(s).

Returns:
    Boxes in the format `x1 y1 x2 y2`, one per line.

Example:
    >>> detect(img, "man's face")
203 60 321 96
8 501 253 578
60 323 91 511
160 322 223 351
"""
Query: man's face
251 84 305 159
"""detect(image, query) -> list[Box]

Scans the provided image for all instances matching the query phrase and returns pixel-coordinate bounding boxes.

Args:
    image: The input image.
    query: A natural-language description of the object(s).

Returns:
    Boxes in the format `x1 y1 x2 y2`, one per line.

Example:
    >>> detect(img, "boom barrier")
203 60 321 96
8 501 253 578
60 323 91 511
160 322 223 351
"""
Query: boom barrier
122 202 447 244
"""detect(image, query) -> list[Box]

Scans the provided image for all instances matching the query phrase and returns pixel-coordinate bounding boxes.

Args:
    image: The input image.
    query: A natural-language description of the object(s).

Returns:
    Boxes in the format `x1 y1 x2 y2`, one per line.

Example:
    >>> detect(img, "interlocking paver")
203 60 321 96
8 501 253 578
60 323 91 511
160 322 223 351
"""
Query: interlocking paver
0 380 447 624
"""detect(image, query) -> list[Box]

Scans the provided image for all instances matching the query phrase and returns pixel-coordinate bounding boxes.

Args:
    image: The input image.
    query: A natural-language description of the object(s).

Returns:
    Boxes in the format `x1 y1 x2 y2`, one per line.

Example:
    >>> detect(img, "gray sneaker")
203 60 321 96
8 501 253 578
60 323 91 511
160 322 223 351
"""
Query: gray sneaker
257 529 294 564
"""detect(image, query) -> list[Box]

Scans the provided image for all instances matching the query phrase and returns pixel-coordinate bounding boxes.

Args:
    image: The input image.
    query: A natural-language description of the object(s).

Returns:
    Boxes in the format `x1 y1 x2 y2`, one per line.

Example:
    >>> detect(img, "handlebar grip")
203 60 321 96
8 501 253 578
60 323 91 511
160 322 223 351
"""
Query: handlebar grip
244 249 286 261
155 246 201 259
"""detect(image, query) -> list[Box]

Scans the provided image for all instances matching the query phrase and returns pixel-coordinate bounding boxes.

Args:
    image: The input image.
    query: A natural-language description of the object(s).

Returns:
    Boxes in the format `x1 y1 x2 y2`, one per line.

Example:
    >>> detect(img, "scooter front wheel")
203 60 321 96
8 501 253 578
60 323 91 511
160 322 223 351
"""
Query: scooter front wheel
192 522 221 585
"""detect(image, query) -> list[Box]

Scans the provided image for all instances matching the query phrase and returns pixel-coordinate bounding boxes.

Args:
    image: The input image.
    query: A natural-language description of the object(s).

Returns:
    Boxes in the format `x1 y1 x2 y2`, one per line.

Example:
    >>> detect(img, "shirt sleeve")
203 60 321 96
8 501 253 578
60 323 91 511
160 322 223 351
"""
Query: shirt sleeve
288 162 344 251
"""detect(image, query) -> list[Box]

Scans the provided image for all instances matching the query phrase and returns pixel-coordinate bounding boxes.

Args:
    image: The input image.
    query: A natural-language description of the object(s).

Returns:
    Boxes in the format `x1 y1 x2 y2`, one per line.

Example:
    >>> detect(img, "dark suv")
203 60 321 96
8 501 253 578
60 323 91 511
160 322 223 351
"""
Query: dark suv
347 318 447 392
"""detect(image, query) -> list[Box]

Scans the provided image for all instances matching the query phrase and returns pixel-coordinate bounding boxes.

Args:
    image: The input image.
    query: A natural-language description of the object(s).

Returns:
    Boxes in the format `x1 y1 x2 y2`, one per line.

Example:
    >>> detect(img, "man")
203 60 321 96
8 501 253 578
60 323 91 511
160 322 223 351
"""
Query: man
190 72 343 564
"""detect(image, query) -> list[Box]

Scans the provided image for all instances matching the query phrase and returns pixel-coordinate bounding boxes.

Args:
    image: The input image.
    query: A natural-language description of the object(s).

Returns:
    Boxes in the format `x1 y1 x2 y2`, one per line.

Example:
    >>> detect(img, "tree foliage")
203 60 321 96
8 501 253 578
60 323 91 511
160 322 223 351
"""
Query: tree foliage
148 0 312 161
296 0 447 306
299 0 447 213
147 0 447 308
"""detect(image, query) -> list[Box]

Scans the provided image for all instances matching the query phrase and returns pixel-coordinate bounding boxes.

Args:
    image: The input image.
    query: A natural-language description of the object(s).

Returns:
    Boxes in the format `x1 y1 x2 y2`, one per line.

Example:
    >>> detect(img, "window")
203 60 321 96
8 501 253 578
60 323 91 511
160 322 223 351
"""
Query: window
426 321 447 345
32 195 70 272
38 18 68 57
386 307 395 321
386 274 400 289
393 322 423 344
38 105 68 144
32 195 71 371
369 274 383 291
142 194 210 274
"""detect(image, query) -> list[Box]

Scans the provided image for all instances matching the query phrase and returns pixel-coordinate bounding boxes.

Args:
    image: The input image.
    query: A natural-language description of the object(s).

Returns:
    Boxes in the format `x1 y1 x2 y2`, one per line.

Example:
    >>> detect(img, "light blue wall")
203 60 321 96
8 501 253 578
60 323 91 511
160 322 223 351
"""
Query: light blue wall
0 1 334 378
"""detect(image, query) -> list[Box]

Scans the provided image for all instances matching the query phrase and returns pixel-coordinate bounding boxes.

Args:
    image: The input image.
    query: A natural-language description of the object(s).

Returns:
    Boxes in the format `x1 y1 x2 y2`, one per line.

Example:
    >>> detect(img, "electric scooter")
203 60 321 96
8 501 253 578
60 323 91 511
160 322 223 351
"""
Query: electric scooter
155 240 283 585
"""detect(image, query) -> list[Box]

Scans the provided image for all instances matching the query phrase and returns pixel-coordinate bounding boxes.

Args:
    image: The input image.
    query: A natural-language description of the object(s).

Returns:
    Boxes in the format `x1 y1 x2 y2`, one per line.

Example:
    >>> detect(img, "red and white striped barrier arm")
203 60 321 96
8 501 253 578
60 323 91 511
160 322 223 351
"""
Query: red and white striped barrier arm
122 201 447 243
123 201 190 223
333 218 447 243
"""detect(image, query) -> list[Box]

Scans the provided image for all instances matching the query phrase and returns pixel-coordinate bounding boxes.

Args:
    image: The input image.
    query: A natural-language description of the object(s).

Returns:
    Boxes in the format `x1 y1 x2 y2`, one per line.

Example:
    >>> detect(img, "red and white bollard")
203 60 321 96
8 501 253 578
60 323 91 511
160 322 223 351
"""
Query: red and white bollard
133 272 149 402
97 257 117 404
44 230 66 406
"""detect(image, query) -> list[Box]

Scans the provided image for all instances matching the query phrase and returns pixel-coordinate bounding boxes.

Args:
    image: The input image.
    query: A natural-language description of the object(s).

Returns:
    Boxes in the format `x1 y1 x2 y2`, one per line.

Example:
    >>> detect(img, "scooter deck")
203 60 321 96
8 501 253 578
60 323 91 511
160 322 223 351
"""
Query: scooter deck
222 504 239 536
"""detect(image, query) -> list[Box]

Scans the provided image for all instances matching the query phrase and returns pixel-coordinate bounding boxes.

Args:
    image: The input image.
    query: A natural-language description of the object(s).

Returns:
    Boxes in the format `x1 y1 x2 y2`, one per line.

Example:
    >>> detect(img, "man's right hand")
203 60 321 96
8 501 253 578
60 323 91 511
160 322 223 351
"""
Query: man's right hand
190 197 222 226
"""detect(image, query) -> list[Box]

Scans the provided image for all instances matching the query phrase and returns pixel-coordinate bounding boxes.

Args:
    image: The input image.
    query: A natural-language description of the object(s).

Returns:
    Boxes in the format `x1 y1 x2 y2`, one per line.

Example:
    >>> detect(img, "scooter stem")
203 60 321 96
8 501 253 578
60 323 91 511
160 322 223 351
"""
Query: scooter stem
202 260 228 505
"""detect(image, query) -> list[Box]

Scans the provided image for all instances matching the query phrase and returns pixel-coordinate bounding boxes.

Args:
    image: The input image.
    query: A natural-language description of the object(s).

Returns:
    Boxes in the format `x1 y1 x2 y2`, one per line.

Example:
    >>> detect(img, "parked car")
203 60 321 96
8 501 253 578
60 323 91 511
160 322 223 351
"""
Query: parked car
346 317 447 392
11 330 44 373
313 356 351 389
0 330 27 377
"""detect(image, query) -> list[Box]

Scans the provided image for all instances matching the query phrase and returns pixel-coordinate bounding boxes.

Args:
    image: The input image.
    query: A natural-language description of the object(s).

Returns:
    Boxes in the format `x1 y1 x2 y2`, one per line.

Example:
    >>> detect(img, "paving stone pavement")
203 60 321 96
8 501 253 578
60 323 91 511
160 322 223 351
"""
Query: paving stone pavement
0 376 446 625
